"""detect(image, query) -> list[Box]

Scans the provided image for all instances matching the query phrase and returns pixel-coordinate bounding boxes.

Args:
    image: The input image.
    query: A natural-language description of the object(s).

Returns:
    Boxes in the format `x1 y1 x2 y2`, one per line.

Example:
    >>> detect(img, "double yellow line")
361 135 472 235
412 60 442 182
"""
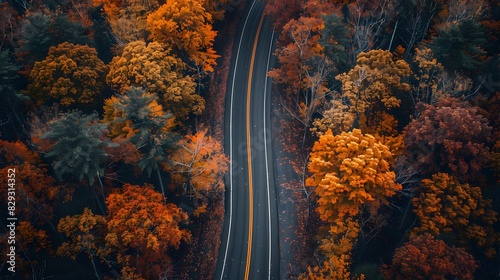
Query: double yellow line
244 13 265 280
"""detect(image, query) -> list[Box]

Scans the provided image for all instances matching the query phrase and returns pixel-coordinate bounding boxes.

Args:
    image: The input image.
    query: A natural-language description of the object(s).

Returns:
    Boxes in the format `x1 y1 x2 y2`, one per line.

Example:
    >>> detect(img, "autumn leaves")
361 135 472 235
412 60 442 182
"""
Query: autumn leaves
0 0 229 278
266 0 499 278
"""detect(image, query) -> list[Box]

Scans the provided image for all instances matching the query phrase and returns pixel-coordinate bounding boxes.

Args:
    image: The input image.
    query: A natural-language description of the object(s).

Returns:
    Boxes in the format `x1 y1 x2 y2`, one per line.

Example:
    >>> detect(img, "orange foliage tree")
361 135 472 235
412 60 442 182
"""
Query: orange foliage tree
164 129 228 199
147 0 219 72
10 221 53 279
382 233 477 280
0 140 41 167
94 0 160 44
105 183 191 278
0 140 62 225
412 173 499 257
106 41 203 120
0 163 58 225
269 16 324 97
23 42 107 107
306 129 401 222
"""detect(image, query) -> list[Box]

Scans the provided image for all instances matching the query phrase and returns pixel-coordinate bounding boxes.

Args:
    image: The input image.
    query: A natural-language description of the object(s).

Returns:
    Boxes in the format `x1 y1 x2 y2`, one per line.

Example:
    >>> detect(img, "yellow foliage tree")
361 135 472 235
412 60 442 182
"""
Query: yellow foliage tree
311 99 356 136
412 173 499 258
147 0 219 72
307 129 401 222
23 42 107 106
106 41 204 120
57 208 109 279
300 218 365 280
336 49 411 118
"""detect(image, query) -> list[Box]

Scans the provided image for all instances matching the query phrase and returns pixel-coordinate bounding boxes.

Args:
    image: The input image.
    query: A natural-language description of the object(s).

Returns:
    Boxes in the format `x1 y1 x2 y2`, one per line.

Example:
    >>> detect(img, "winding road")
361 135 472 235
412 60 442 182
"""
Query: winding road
215 0 279 279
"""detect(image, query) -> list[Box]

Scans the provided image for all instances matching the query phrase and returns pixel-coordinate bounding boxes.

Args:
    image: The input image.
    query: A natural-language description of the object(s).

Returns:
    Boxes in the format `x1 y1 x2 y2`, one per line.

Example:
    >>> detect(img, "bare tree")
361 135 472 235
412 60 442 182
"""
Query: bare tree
402 0 437 60
345 0 396 64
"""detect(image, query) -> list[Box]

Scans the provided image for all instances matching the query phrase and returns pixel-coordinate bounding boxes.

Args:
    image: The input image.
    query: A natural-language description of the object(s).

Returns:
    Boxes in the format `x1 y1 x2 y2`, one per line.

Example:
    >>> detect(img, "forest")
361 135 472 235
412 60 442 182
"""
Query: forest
0 0 499 279
0 0 235 279
265 0 500 279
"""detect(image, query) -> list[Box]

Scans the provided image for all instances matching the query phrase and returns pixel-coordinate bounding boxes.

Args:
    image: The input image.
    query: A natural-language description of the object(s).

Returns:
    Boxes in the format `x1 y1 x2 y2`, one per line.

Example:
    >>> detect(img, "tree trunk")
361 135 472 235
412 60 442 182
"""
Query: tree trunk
90 255 101 280
97 172 106 209
157 168 166 197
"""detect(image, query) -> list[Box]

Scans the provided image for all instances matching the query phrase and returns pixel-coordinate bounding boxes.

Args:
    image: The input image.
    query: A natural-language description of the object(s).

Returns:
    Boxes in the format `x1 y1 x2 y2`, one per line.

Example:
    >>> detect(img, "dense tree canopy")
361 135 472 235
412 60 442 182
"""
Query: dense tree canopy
23 42 107 107
17 11 93 64
165 129 228 198
96 0 160 44
1 0 499 278
307 129 401 221
412 173 499 257
41 111 112 185
57 208 108 279
147 0 219 72
383 233 477 280
428 20 487 73
404 97 492 180
106 40 204 119
336 49 411 118
105 183 191 278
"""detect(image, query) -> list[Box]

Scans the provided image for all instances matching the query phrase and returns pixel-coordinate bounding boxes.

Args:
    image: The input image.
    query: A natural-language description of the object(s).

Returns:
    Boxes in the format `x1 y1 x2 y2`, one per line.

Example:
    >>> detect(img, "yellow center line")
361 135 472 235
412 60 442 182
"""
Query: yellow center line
245 13 265 280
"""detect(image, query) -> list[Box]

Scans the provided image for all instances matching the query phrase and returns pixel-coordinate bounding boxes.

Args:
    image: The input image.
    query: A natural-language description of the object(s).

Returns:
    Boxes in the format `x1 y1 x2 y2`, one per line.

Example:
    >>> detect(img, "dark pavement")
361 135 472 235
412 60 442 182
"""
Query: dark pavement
215 0 279 279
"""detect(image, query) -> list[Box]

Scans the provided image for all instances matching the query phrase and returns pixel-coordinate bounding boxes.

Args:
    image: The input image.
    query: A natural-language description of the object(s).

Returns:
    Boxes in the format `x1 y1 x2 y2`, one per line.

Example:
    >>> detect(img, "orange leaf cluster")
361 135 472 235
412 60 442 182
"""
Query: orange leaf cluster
165 129 228 198
307 129 401 222
147 0 219 72
0 140 41 166
105 183 191 278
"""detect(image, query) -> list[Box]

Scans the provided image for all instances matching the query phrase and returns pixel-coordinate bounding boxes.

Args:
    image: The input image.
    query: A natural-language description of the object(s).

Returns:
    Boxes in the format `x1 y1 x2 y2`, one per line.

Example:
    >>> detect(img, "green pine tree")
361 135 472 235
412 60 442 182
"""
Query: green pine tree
113 87 177 196
42 111 112 185
428 20 486 74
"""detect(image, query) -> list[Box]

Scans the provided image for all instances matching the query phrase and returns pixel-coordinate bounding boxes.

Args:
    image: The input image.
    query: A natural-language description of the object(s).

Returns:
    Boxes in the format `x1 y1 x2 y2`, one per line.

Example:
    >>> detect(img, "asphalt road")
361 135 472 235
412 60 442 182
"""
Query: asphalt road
215 0 279 279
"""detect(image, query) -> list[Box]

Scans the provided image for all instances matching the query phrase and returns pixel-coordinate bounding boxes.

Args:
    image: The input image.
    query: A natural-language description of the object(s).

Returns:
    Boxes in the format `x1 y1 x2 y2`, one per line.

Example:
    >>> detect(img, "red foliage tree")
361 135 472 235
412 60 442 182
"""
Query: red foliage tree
0 140 64 224
265 0 302 31
0 140 41 167
404 97 492 180
383 233 477 280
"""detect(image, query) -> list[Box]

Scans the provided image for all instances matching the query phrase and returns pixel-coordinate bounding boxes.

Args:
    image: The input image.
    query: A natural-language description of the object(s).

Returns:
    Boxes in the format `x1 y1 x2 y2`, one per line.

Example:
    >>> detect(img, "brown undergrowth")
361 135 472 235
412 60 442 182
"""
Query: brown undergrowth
179 2 248 279
271 81 323 278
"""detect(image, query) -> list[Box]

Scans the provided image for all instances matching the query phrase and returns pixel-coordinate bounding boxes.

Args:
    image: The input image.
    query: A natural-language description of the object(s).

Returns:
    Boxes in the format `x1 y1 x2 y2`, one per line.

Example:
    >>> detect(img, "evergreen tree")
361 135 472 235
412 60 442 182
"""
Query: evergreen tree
42 111 112 185
18 11 93 64
428 20 486 74
105 87 177 196
321 13 349 73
